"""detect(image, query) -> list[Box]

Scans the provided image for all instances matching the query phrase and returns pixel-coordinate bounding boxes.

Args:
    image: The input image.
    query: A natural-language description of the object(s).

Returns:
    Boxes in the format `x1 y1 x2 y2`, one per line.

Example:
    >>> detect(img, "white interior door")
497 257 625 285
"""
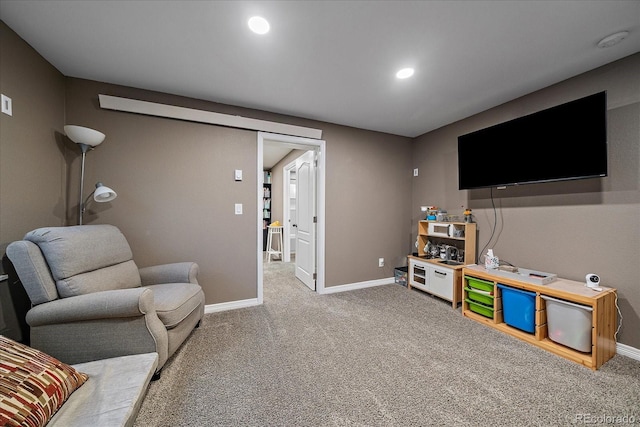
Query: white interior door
295 150 316 290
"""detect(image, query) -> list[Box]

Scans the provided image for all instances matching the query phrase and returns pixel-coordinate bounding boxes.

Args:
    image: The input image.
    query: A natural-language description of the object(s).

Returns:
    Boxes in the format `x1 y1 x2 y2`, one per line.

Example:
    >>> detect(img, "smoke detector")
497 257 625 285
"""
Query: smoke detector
597 31 629 48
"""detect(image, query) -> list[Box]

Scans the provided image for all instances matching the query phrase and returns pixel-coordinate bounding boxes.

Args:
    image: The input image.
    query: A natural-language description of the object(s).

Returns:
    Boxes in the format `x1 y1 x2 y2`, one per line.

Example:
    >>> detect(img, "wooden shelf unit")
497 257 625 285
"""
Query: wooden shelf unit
262 171 272 251
417 221 476 265
462 265 617 370
407 221 477 308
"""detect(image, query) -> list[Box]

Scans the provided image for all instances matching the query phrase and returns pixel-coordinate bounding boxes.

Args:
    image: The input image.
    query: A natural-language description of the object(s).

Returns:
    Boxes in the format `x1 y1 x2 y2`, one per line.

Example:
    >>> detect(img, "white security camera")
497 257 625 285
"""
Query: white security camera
585 273 600 288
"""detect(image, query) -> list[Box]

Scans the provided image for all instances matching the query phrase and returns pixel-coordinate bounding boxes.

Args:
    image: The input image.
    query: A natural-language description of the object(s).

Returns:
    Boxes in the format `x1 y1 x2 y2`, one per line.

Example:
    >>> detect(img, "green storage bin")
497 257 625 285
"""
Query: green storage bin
465 287 494 306
466 299 494 318
465 276 494 292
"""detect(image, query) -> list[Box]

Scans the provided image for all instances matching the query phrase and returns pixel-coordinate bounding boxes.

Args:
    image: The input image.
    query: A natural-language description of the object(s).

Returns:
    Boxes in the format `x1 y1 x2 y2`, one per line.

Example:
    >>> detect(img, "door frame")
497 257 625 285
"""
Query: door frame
257 132 326 303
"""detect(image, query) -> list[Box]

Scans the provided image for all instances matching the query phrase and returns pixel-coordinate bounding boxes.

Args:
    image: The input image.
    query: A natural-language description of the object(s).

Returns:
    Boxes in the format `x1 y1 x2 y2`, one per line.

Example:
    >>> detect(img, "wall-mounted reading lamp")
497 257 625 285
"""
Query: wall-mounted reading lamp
64 125 117 225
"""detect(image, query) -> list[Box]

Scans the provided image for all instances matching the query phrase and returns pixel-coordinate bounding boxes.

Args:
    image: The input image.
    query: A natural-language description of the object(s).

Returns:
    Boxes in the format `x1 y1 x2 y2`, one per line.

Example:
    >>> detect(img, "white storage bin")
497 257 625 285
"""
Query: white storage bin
541 295 593 353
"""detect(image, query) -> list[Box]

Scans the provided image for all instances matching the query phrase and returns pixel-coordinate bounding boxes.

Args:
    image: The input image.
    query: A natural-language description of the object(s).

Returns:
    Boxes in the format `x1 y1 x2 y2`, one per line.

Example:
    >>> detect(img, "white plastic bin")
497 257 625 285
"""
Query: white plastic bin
541 295 593 353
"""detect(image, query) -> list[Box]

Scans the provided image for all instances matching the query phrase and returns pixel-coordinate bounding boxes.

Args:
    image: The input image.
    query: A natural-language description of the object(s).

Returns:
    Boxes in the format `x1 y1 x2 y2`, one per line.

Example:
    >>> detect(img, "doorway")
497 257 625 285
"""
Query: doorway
257 132 326 304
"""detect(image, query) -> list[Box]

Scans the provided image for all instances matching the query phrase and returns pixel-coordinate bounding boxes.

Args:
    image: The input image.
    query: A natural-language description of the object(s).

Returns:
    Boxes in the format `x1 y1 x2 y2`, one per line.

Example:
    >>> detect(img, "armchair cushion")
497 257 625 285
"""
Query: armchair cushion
144 283 204 329
25 225 141 297
57 260 140 298
0 335 88 427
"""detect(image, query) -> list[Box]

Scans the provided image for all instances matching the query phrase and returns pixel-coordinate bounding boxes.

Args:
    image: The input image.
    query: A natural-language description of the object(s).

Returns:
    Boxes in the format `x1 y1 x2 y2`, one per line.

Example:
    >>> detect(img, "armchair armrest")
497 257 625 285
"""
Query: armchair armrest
26 287 155 327
138 262 199 286
26 287 169 368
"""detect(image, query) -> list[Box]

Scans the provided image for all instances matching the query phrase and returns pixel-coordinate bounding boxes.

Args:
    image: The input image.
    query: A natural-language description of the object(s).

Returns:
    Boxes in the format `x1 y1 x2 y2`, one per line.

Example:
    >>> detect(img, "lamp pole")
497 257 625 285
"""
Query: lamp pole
78 143 90 225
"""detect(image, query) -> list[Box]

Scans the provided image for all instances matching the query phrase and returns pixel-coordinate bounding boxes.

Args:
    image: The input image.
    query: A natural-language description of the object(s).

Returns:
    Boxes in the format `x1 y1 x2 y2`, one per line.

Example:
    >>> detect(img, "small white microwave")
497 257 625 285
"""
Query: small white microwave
428 222 452 237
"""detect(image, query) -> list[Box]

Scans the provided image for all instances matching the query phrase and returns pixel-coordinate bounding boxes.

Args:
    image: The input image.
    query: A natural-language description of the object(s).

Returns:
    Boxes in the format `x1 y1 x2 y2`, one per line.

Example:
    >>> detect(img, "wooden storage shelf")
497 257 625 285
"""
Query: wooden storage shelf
417 221 476 264
462 265 617 370
262 171 272 251
408 221 476 308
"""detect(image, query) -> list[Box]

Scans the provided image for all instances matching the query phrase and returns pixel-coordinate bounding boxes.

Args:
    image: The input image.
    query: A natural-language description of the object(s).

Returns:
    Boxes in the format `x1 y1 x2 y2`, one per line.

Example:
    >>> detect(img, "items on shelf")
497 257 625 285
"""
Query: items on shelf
484 249 499 269
421 205 438 220
416 220 476 265
262 171 272 247
464 208 473 223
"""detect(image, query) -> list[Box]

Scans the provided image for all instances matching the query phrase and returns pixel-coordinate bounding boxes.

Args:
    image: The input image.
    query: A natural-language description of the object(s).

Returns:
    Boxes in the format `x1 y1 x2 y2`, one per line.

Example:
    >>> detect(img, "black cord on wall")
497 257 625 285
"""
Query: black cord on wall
477 187 498 265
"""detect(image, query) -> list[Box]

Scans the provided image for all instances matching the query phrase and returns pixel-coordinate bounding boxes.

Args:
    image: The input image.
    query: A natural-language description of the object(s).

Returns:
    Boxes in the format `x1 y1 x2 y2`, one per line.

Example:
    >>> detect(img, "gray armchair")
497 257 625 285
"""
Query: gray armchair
6 224 204 377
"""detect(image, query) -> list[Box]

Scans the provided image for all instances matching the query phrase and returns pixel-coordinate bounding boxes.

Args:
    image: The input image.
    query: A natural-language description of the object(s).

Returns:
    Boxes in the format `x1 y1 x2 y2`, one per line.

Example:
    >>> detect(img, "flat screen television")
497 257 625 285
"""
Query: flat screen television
457 91 607 190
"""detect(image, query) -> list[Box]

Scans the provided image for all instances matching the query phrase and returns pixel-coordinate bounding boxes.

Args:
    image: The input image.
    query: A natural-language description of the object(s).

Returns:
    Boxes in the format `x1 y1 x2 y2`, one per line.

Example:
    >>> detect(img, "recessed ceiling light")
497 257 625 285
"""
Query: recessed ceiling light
597 31 629 48
396 68 414 79
248 16 270 35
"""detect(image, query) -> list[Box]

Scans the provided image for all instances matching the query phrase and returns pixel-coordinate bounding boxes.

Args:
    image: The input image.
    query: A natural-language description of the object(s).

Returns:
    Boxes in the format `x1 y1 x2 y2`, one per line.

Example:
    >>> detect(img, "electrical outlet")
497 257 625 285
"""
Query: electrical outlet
378 258 384 267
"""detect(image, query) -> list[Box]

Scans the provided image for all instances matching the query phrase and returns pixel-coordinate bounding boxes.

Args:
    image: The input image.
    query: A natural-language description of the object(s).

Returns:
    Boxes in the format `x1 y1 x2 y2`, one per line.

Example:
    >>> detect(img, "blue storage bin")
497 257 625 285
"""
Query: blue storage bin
497 284 536 333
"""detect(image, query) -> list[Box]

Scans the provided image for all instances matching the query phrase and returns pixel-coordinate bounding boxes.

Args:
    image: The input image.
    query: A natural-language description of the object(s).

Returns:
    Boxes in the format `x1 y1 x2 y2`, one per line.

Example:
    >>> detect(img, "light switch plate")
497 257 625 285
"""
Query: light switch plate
413 168 419 177
235 203 243 215
234 169 243 181
1 94 12 116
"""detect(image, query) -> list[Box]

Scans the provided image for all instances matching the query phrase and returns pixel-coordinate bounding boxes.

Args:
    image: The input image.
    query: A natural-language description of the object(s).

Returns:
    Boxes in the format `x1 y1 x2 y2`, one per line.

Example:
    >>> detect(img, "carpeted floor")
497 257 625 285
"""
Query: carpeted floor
134 261 640 426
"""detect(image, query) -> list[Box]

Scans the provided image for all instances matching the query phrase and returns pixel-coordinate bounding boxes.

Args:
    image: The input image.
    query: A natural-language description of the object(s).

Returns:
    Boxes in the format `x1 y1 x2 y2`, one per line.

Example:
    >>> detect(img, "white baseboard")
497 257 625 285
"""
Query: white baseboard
319 277 395 294
203 279 397 314
616 342 640 362
204 298 260 314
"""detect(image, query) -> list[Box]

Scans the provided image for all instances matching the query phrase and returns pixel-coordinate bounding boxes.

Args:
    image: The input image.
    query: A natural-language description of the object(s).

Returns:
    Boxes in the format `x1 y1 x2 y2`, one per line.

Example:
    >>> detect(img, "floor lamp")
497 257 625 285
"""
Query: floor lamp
64 125 117 225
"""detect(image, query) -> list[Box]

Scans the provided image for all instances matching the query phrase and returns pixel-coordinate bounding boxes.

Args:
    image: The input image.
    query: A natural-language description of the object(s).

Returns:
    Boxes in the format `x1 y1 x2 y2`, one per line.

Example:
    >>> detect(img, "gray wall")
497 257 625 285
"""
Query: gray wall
62 78 413 302
0 21 66 246
412 53 640 348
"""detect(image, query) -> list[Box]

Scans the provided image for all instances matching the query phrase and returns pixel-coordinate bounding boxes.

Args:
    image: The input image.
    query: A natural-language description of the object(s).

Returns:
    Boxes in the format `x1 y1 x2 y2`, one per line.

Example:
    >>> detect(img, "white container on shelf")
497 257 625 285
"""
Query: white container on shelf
428 222 452 237
541 295 593 353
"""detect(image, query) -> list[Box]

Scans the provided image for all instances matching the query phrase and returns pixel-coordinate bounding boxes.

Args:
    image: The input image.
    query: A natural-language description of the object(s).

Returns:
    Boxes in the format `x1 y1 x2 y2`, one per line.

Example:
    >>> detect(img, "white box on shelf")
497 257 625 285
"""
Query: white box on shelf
428 222 452 237
491 267 557 285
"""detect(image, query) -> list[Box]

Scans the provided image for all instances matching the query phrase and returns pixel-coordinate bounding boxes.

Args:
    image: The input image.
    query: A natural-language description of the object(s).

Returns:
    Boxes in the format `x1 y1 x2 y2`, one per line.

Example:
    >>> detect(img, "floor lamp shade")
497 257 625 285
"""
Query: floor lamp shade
64 125 105 147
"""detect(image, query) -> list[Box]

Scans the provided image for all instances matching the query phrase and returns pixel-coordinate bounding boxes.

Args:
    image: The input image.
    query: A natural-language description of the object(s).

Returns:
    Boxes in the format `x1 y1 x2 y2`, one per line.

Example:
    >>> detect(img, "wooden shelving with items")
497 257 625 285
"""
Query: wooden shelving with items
407 221 477 308
416 221 476 264
262 171 272 251
462 265 617 370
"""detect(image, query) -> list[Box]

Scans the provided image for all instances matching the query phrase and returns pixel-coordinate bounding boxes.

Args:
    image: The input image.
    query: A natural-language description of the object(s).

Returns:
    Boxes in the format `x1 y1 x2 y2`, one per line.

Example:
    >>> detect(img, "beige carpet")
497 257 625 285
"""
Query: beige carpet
134 261 640 426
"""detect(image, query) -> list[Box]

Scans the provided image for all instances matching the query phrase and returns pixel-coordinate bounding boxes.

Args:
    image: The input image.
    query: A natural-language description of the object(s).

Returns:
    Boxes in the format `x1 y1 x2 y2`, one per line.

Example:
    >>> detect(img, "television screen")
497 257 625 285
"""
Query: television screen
457 91 607 190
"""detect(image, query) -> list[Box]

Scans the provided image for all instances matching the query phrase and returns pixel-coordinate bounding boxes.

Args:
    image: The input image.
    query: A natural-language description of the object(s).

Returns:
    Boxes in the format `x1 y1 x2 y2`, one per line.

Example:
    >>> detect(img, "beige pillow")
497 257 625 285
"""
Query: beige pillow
0 335 88 427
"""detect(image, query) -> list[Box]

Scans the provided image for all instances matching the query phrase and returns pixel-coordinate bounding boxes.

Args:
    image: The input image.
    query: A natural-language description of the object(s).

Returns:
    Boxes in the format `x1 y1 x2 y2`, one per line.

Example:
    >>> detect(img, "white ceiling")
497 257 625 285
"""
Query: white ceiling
263 140 293 170
1 0 639 141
